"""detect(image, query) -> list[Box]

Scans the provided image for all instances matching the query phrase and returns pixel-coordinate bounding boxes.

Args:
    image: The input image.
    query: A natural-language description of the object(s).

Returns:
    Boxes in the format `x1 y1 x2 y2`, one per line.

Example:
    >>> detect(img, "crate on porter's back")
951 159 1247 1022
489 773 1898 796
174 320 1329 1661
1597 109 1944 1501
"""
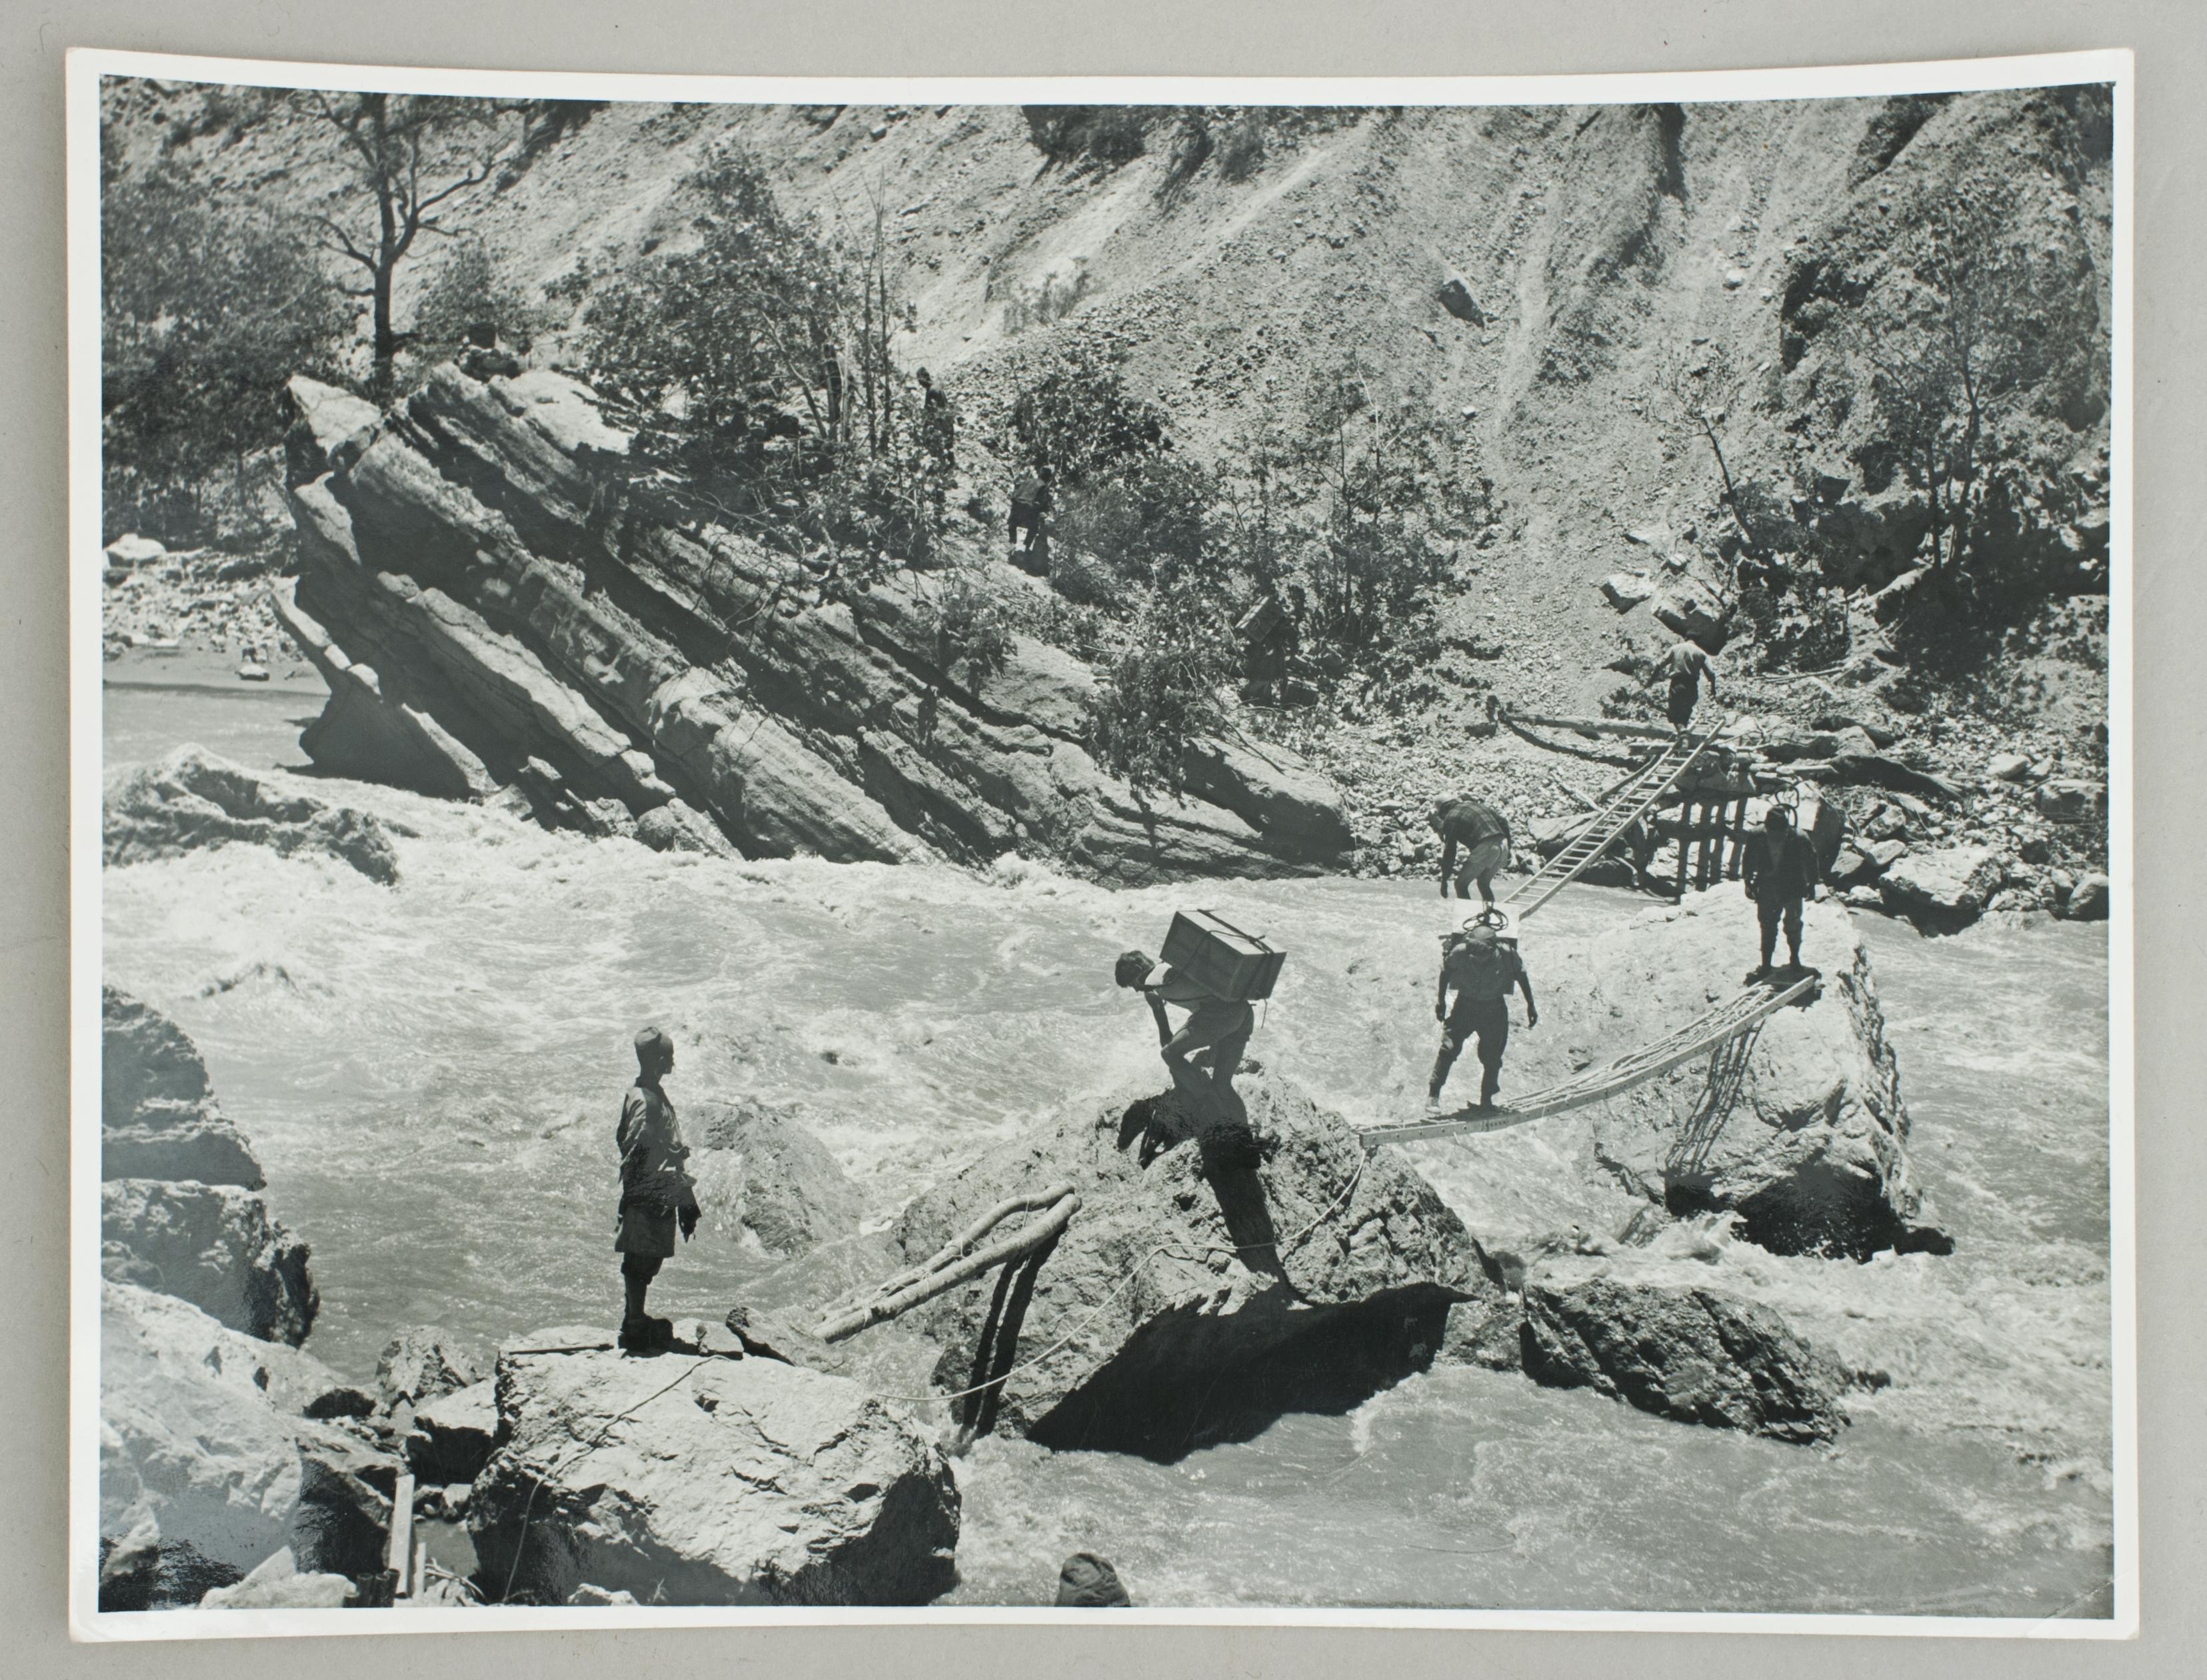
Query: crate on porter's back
1161 910 1286 1002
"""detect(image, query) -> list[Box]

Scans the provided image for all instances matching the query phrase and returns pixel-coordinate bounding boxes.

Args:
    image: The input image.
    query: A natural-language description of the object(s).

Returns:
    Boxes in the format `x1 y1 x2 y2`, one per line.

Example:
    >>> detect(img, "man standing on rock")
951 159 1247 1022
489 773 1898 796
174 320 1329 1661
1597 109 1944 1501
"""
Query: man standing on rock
1741 806 1822 978
616 1027 701 1353
1662 636 1719 736
1429 914 1538 1112
1430 794 1514 907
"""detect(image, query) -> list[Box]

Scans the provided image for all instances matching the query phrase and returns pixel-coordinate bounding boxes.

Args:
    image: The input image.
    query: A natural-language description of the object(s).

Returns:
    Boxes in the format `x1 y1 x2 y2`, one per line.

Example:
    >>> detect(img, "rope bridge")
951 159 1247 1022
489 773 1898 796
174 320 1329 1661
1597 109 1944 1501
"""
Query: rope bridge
1358 972 1819 1147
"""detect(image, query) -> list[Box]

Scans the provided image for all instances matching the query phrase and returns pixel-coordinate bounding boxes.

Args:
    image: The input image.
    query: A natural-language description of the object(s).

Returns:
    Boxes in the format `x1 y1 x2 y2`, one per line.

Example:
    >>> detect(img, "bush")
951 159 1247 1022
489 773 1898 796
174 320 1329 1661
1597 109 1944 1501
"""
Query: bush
407 239 543 376
101 137 345 544
1022 107 1156 171
1087 581 1236 795
573 149 939 576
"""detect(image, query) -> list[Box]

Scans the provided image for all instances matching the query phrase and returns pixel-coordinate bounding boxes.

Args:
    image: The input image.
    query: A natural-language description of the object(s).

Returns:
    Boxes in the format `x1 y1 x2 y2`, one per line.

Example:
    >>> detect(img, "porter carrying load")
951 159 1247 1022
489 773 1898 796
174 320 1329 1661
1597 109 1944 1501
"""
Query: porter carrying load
1115 910 1284 1132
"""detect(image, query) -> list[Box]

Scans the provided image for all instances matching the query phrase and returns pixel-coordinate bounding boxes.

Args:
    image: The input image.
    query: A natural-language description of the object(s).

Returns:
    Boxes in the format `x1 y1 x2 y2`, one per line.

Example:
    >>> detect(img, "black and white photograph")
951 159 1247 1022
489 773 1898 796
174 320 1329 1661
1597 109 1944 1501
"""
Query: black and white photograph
69 49 2132 1634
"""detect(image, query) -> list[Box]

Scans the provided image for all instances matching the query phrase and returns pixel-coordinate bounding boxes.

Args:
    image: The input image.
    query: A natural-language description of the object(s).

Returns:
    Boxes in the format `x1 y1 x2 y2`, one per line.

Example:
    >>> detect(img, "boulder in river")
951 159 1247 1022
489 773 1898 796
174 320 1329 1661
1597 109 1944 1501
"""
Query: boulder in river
102 1178 319 1346
275 365 1350 883
468 1327 959 1605
104 746 401 884
691 1097 862 1256
1878 843 2004 929
1521 1259 1846 1442
102 984 265 1188
877 1070 1497 1458
1577 890 1948 1259
2062 872 2111 922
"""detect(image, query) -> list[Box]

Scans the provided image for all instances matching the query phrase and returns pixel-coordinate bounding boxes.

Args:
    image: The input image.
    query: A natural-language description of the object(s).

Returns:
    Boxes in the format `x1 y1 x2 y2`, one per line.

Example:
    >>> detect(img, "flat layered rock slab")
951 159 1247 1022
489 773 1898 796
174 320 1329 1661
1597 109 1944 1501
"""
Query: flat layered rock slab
468 1329 959 1606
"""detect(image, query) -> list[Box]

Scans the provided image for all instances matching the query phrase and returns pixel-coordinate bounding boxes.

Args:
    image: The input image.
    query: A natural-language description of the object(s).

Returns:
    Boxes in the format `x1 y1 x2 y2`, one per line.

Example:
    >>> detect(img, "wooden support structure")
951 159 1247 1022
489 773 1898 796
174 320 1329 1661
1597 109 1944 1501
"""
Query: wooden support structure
388 1471 416 1600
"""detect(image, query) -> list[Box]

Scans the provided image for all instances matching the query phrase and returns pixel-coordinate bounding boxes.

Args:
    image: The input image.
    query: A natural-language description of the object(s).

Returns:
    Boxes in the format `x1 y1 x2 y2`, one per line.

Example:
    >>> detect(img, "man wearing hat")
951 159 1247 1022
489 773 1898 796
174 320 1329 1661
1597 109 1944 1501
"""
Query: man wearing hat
1430 912 1538 1112
615 1027 701 1351
1741 806 1822 977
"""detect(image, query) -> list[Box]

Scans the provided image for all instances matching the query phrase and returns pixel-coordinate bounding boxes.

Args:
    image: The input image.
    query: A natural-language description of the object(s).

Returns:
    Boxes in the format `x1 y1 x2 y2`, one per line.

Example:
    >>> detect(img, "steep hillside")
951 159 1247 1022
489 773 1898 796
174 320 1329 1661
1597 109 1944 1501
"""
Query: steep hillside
100 80 2114 877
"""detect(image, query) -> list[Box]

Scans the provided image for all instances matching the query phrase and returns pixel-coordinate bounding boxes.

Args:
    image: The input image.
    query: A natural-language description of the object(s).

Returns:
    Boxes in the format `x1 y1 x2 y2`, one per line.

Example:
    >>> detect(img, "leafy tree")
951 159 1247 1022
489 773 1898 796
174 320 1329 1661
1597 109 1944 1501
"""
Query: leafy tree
101 137 344 543
299 93 505 400
1848 176 2105 616
573 151 935 573
409 239 542 372
1087 579 1237 794
1286 356 1484 655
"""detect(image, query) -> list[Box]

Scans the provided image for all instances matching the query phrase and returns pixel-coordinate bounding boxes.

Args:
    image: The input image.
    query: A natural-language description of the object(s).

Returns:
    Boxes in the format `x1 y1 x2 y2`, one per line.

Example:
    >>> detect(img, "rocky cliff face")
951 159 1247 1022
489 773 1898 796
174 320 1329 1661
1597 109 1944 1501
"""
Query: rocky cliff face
275 365 1352 882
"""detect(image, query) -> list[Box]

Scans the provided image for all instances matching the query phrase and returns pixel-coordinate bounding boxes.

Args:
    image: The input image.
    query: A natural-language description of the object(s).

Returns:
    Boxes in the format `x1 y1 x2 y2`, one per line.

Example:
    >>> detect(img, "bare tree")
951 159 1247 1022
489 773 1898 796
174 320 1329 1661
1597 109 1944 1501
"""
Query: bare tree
1655 339 1759 561
299 93 506 400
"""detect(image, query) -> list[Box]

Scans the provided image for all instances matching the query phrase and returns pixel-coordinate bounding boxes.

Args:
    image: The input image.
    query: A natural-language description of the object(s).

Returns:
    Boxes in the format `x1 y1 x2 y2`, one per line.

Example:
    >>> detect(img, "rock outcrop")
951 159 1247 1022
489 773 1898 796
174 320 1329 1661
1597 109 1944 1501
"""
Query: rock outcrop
104 746 402 884
407 1379 498 1486
1878 843 2006 929
375 1327 486 1411
1520 1260 1846 1443
1577 890 1947 1259
199 1547 357 1610
876 1071 1495 1458
275 365 1351 884
102 985 264 1188
468 1327 960 1605
99 990 320 1344
101 1179 319 1347
99 1281 395 1592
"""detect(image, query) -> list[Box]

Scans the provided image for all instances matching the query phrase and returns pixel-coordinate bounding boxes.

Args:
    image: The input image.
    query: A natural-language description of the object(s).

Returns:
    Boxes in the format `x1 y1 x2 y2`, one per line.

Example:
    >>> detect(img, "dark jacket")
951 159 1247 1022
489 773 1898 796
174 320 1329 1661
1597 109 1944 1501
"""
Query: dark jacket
1742 828 1820 905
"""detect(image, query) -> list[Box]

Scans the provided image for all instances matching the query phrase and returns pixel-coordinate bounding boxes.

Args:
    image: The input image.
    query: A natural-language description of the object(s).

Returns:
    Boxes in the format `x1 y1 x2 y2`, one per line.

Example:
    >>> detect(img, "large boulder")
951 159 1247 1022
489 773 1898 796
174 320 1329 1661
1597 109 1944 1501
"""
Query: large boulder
199 1547 357 1610
375 1327 487 1410
99 1283 331 1581
104 746 401 884
2064 872 2111 921
468 1329 959 1605
1576 891 1947 1259
689 1098 861 1256
276 365 1350 884
877 1071 1496 1457
407 1379 498 1485
1521 1260 1846 1442
101 986 264 1188
1879 843 2005 928
101 1178 318 1346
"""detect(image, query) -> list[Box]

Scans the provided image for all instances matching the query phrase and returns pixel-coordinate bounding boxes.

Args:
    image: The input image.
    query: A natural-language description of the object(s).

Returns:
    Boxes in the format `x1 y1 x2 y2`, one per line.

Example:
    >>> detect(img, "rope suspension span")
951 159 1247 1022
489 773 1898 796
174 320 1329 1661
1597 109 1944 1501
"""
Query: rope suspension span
1358 972 1819 1147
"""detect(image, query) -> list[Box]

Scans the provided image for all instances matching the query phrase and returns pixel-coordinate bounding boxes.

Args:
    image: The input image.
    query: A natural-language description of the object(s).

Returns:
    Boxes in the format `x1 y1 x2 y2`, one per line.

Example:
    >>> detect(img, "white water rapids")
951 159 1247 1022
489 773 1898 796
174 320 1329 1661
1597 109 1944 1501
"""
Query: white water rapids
101 677 2114 1616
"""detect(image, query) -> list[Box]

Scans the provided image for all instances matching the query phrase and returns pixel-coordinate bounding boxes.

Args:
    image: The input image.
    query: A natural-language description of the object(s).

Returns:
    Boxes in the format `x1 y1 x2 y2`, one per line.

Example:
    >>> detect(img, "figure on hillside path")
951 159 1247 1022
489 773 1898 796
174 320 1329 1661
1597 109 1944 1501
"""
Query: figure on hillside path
1430 914 1538 1112
1009 464 1055 575
1115 948 1256 1136
1662 636 1719 735
1741 806 1822 978
615 1026 701 1352
1430 794 1514 906
917 367 957 496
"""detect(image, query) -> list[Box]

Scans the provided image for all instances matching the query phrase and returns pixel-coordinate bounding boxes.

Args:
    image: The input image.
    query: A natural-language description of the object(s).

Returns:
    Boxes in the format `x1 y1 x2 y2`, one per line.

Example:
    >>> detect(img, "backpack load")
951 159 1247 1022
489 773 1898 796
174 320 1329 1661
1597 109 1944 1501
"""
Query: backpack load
1161 909 1287 1002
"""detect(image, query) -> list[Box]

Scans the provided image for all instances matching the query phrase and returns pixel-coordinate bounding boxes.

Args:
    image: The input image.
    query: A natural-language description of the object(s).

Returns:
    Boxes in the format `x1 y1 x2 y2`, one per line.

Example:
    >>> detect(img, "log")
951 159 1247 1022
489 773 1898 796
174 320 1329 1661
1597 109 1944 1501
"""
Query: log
388 1471 416 1599
817 1192 1080 1343
1504 710 1678 741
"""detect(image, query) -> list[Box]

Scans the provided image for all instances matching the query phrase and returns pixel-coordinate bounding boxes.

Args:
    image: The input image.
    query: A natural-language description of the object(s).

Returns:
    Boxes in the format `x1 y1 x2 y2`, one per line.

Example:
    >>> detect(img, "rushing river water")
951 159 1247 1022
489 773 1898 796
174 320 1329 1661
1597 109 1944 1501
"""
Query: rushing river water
101 677 2116 1619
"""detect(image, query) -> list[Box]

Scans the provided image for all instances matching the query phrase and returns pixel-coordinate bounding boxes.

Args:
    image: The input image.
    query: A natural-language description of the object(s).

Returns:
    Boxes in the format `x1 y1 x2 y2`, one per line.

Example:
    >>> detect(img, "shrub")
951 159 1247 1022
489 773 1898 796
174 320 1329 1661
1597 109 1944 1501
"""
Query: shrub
1087 581 1236 794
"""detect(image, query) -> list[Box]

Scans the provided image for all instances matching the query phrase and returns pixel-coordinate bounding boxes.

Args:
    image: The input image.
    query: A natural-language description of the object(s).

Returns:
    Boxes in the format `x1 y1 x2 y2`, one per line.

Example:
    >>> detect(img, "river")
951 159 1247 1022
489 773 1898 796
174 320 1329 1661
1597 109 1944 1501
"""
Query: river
100 674 2116 1619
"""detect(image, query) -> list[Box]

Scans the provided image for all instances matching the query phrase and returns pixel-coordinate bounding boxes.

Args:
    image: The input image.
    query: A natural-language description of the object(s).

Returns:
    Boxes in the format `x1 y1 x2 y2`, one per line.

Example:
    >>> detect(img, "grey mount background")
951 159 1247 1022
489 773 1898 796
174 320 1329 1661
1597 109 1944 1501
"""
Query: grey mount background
5 2 2197 1676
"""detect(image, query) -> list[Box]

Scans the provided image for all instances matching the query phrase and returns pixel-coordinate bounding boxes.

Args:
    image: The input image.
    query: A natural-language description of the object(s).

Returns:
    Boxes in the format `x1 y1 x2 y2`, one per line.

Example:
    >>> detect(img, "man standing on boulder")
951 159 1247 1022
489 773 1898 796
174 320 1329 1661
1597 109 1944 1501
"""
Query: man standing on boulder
1662 636 1718 736
1429 794 1514 907
615 1027 700 1352
1741 806 1821 978
1429 914 1537 1112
